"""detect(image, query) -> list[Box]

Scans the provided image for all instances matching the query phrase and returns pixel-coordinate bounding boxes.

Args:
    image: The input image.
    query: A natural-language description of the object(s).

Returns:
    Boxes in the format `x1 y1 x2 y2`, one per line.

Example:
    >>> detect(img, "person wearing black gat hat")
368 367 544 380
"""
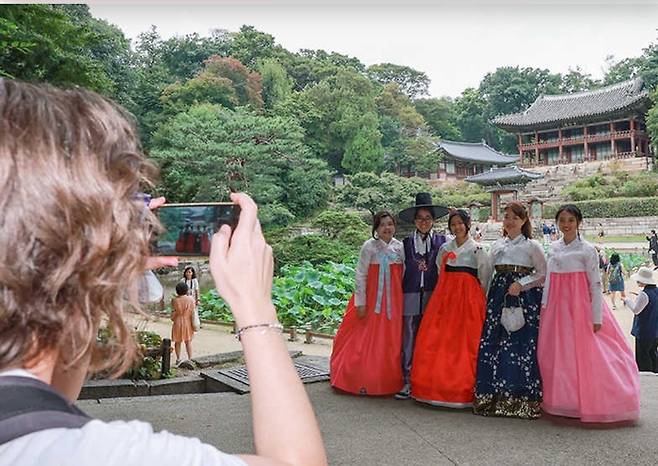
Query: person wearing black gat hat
395 193 449 399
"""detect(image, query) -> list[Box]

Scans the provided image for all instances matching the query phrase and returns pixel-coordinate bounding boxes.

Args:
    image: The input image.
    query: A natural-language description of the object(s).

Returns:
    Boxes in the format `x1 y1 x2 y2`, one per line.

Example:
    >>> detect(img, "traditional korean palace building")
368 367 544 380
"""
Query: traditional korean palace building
465 166 544 221
493 78 652 167
432 140 518 181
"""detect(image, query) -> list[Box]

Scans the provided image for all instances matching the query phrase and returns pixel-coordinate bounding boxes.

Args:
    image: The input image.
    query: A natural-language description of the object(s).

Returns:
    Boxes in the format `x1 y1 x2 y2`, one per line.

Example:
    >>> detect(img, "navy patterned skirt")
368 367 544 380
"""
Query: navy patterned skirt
473 271 543 419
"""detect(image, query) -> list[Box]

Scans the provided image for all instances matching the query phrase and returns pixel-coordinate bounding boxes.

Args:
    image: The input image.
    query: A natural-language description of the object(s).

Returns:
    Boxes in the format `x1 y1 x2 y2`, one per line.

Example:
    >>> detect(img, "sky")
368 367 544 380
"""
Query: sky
89 1 658 98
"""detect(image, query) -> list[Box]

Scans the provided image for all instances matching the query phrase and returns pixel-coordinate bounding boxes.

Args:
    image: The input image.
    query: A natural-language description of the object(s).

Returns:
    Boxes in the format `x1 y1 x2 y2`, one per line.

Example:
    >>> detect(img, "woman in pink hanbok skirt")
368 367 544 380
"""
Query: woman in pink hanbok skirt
538 205 640 423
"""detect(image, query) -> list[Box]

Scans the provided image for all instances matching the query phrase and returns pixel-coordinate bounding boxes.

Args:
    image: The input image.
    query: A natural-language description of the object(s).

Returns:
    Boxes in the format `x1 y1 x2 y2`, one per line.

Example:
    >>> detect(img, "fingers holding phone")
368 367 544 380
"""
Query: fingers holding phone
209 193 276 328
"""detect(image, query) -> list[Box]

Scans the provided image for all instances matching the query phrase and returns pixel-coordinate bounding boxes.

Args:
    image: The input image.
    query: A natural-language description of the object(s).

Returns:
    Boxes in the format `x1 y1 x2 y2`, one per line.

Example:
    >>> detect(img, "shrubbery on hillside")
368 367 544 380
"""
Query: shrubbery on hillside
545 196 658 218
561 172 658 201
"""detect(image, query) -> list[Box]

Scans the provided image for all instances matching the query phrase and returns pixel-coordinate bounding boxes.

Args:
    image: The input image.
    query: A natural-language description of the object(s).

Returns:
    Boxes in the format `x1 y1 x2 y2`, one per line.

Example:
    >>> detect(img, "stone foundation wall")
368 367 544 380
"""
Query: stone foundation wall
578 216 658 237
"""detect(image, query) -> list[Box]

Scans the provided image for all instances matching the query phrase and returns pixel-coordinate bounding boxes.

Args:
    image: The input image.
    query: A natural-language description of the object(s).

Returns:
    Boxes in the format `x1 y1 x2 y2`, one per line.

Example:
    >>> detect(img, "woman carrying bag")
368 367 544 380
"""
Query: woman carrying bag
474 202 546 420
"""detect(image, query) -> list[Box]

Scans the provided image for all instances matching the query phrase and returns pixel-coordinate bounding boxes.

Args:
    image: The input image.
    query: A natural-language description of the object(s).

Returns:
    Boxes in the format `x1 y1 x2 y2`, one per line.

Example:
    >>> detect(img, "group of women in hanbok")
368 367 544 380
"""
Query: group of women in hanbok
330 201 641 423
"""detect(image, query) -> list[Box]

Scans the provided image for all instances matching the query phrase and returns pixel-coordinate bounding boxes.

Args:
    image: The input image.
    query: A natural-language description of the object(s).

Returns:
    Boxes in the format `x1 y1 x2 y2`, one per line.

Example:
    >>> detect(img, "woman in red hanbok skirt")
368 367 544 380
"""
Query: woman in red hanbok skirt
330 211 405 396
411 210 491 407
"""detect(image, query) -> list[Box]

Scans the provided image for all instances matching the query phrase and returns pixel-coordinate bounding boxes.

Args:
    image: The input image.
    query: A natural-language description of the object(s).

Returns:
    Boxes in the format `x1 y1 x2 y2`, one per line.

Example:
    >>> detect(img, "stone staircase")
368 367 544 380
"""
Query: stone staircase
518 157 650 203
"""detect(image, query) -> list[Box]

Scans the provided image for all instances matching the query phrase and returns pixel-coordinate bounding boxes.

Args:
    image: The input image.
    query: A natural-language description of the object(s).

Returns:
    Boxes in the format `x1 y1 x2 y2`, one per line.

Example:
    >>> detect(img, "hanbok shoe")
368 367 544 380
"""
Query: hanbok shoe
394 383 411 400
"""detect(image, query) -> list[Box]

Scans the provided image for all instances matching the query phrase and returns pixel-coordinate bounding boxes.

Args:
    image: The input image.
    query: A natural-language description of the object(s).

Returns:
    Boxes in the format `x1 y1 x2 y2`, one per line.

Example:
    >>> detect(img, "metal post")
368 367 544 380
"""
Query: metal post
161 338 171 376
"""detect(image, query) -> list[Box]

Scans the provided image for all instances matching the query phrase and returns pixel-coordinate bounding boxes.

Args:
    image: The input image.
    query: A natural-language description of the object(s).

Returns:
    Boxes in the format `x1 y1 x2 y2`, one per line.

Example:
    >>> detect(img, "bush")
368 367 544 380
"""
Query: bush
544 197 658 218
562 172 658 201
271 234 359 270
431 181 490 209
96 329 163 381
312 209 370 245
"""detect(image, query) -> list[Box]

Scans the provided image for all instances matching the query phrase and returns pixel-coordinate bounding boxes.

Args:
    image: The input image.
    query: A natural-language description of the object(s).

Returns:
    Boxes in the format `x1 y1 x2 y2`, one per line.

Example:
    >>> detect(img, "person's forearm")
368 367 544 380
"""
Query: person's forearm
240 310 327 466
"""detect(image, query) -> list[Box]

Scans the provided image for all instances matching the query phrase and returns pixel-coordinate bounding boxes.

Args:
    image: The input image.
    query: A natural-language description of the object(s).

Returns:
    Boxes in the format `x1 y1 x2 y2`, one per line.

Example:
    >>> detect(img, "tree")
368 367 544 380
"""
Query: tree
293 69 384 173
228 25 281 70
367 63 430 98
0 4 126 94
640 36 658 89
560 67 597 93
454 88 489 143
160 55 263 114
335 172 429 215
479 66 561 118
413 97 462 140
258 58 294 111
602 55 642 85
201 55 263 108
375 84 439 175
645 88 658 153
150 104 331 225
156 30 231 80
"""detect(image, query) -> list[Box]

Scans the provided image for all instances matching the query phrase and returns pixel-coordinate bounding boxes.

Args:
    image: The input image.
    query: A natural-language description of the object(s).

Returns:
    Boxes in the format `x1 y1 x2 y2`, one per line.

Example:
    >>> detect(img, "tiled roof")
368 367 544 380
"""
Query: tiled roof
437 140 519 164
465 166 544 186
492 78 650 131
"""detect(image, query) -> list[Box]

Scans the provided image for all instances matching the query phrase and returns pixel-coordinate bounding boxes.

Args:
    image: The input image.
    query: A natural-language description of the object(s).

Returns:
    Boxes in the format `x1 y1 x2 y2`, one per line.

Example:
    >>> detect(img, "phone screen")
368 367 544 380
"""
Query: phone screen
154 203 240 256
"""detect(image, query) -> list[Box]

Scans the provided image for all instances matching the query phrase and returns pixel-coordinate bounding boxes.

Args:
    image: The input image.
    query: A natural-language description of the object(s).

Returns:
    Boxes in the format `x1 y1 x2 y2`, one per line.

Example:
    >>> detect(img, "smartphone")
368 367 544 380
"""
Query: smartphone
154 203 240 256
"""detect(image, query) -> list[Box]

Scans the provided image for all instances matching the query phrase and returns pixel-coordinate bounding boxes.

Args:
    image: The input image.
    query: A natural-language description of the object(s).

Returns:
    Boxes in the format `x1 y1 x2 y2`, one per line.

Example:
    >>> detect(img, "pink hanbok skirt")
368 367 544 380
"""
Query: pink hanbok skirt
538 271 640 423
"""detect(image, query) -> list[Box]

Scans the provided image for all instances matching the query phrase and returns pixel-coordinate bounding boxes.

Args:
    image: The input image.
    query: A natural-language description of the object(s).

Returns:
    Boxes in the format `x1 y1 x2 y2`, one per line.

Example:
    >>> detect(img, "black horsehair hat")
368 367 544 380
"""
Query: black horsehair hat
398 192 449 224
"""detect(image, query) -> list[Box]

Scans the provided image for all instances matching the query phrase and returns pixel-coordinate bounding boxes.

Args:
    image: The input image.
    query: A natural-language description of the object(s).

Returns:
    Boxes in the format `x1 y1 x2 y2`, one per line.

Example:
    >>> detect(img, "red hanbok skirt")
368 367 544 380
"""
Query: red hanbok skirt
411 264 486 407
330 263 404 395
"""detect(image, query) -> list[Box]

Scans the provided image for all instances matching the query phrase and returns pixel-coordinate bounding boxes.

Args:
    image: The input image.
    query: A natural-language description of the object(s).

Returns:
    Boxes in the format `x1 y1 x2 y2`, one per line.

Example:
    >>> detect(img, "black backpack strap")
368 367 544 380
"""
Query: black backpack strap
0 376 91 445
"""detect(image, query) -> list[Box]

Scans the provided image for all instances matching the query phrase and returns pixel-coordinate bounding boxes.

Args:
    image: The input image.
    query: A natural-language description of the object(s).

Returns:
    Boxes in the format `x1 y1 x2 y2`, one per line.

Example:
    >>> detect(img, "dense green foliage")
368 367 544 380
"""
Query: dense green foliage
97 329 163 380
6 4 658 215
150 104 332 224
545 197 658 218
201 260 356 332
561 172 658 201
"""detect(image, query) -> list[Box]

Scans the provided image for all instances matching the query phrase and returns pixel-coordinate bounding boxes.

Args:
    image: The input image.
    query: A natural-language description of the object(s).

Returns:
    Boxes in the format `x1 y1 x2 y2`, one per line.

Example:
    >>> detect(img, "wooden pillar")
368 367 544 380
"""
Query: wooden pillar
583 125 589 161
558 128 563 163
534 130 539 165
630 118 636 155
518 134 523 156
610 122 615 157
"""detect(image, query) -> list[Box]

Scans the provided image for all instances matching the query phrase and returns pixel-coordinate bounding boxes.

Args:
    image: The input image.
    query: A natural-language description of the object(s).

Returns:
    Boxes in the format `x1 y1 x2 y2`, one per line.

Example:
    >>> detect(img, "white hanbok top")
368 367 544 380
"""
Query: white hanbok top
541 237 603 324
490 234 546 290
436 238 492 292
354 237 404 307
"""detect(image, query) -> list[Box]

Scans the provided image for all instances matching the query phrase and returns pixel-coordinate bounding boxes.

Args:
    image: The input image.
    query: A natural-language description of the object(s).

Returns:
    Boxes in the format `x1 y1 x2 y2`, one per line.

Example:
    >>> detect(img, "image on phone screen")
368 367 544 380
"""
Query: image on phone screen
154 203 239 256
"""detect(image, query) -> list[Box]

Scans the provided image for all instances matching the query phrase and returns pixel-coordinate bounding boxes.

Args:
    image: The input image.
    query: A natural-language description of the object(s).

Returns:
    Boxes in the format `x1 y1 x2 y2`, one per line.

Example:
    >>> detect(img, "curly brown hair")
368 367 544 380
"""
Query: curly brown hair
0 79 159 377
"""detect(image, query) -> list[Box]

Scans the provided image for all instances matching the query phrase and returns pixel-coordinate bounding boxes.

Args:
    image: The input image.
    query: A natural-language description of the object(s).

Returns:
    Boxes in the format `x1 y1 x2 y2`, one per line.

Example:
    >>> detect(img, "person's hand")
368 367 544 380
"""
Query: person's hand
356 306 367 319
143 196 179 270
593 323 602 333
508 281 522 296
209 192 276 328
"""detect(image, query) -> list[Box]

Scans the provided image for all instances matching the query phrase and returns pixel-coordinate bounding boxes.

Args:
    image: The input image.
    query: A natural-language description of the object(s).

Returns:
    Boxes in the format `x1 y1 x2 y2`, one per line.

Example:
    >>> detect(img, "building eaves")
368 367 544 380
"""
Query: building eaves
437 140 519 164
492 78 650 131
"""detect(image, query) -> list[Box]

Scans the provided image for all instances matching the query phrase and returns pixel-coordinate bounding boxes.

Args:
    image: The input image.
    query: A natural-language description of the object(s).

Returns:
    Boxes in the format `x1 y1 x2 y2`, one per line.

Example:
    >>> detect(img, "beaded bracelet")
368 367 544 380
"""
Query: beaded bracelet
235 322 284 341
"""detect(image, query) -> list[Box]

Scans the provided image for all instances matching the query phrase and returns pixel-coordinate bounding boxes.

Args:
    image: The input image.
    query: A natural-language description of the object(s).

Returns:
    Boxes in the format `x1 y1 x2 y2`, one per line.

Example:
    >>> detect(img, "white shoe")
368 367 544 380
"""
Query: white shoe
394 383 411 400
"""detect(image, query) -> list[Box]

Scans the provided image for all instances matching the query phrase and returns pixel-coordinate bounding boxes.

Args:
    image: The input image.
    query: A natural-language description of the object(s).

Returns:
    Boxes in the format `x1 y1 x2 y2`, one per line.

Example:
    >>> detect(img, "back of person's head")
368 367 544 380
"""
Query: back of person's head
609 253 621 265
0 79 158 377
176 282 189 296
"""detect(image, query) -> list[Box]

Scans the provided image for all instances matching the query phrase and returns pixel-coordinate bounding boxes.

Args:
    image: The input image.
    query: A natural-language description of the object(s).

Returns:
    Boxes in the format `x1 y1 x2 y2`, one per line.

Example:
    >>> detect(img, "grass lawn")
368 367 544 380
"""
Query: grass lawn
598 235 647 243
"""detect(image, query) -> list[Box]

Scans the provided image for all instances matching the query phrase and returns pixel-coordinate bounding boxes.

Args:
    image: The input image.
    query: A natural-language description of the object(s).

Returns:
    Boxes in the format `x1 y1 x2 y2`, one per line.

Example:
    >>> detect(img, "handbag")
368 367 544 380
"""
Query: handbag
500 293 525 333
192 305 201 331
